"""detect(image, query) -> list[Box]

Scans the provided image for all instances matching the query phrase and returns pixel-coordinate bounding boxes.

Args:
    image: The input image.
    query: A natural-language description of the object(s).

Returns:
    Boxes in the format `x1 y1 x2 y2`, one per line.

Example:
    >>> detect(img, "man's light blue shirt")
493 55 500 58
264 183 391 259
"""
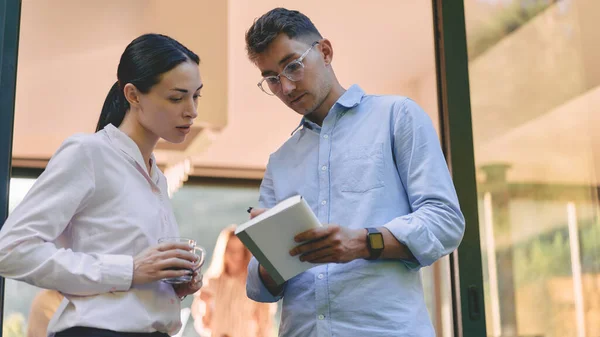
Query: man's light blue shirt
247 85 465 337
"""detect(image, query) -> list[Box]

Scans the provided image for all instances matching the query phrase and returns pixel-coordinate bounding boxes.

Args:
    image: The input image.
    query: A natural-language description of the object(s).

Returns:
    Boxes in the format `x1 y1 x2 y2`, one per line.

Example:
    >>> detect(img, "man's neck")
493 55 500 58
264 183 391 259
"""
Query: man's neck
307 82 346 126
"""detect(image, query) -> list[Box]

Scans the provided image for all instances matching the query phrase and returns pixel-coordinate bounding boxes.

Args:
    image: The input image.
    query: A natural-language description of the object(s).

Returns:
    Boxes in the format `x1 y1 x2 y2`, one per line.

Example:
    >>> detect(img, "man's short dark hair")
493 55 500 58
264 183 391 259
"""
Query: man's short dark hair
245 8 322 60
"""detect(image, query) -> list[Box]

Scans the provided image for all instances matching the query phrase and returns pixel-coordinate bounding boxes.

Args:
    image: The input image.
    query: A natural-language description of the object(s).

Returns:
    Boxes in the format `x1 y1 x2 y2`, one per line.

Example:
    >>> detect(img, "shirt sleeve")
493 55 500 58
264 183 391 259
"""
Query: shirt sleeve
383 98 466 270
0 135 133 295
246 159 286 302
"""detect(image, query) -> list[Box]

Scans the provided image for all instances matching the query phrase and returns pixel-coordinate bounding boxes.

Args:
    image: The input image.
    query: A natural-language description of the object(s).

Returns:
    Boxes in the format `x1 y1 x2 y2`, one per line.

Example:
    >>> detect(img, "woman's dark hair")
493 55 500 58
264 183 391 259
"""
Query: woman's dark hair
245 8 322 61
96 33 200 132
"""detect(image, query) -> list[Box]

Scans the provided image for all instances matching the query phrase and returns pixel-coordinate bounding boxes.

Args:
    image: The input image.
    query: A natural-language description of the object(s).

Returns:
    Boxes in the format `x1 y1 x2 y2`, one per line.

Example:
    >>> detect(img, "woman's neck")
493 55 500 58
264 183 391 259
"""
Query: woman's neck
118 112 159 173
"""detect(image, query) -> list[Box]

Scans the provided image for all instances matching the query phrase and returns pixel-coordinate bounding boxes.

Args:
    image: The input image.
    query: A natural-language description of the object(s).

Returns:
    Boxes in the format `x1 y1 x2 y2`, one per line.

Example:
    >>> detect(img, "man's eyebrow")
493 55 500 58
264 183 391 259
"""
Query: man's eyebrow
260 52 298 77
278 52 297 66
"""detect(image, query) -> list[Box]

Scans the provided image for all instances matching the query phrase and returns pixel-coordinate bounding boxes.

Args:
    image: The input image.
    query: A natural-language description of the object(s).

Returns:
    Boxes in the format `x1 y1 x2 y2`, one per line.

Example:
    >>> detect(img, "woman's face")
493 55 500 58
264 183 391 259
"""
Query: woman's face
224 236 248 276
134 60 203 144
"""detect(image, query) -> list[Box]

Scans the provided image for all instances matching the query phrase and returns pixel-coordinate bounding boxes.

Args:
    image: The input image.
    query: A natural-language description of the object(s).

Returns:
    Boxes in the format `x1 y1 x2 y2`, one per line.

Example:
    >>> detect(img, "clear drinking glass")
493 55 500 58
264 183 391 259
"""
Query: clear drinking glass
157 237 205 284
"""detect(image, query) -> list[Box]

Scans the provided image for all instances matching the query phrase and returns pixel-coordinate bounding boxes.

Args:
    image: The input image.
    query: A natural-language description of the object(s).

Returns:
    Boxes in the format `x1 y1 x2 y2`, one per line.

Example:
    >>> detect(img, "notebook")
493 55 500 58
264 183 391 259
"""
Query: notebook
235 195 322 285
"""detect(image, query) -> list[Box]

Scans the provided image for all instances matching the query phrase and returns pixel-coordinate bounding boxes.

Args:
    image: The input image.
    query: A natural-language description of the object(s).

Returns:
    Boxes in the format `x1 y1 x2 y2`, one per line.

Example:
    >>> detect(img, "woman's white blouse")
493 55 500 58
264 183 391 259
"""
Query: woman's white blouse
0 124 183 335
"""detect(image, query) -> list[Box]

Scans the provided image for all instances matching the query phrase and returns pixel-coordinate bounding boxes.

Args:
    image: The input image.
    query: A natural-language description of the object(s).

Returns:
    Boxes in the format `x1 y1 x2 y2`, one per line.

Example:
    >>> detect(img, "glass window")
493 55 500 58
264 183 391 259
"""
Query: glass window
4 178 41 337
3 178 276 337
464 1 600 336
168 181 278 337
5 0 456 335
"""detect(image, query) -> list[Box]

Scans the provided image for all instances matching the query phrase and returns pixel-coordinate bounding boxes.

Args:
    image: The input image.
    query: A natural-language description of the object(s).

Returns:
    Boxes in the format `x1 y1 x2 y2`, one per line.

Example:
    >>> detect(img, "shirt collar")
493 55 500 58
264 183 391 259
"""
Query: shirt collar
290 84 365 135
102 124 159 183
335 84 365 109
290 118 306 135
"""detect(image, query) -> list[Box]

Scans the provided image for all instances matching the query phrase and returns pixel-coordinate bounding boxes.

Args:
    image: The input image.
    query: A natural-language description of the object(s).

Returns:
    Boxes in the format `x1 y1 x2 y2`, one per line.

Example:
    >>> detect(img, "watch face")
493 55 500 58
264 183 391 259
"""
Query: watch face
369 233 384 249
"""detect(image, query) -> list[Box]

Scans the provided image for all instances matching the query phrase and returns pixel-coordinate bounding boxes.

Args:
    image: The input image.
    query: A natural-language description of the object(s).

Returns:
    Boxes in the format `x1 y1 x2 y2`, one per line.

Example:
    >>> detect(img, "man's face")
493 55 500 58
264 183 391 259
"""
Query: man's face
255 34 331 116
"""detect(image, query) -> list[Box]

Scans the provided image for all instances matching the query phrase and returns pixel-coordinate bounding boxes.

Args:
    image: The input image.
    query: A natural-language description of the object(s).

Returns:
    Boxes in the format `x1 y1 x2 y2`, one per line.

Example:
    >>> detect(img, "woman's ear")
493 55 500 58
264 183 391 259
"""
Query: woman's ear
123 83 141 108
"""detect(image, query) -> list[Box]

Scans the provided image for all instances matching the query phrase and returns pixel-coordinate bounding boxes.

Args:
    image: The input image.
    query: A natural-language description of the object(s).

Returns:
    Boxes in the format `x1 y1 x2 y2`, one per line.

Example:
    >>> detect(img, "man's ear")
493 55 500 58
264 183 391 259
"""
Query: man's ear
320 39 334 66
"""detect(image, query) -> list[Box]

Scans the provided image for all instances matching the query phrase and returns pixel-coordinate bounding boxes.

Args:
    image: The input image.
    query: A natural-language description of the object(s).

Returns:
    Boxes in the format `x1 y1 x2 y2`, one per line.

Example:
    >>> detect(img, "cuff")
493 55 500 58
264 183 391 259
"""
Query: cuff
246 258 283 302
383 215 444 269
98 254 133 292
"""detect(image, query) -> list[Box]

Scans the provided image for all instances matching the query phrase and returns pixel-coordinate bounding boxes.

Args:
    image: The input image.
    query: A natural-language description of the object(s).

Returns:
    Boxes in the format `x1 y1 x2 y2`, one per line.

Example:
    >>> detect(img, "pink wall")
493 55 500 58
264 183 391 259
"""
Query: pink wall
191 0 438 172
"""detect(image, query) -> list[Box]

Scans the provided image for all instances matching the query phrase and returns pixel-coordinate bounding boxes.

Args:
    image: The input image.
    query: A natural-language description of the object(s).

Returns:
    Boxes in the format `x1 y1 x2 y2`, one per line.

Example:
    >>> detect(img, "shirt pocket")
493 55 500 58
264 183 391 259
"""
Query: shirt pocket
339 143 385 193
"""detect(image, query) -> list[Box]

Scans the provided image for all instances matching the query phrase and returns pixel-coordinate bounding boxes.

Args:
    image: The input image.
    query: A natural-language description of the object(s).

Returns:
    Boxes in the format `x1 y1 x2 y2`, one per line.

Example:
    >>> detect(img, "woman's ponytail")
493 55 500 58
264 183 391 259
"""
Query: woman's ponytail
95 81 128 132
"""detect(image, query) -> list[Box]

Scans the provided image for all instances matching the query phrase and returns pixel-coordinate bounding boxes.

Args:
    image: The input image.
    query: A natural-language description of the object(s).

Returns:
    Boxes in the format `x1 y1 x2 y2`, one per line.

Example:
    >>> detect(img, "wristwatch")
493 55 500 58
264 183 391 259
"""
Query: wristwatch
365 227 384 260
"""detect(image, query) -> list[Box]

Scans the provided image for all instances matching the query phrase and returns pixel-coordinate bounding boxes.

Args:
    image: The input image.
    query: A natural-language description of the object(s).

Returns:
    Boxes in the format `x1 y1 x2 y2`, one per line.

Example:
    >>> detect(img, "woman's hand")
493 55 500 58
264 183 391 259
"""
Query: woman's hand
173 271 203 298
132 242 198 286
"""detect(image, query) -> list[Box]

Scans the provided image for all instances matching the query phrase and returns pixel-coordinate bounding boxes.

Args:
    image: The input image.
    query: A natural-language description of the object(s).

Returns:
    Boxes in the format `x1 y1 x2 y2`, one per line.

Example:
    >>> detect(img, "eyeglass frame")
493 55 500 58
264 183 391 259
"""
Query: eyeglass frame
257 41 320 96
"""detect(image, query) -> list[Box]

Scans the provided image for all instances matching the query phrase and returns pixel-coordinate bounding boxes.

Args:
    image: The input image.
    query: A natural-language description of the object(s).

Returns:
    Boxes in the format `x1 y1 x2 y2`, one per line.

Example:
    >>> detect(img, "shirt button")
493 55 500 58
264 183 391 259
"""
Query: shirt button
318 314 325 320
318 273 324 279
323 134 329 139
321 200 327 205
321 165 327 171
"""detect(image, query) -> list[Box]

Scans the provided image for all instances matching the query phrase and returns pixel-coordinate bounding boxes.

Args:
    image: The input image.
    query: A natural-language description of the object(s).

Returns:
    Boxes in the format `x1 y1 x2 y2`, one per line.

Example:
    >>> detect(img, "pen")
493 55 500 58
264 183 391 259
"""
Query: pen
247 207 253 213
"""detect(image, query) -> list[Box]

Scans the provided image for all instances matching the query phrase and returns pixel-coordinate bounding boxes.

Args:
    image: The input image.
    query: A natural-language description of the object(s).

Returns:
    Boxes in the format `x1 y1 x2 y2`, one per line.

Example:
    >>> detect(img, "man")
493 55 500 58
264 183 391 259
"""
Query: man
245 8 465 337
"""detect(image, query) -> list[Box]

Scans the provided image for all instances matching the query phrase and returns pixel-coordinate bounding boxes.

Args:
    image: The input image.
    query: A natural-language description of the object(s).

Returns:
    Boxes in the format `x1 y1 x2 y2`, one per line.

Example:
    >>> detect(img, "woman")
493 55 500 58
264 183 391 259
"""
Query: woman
27 289 64 337
191 226 276 337
0 33 204 337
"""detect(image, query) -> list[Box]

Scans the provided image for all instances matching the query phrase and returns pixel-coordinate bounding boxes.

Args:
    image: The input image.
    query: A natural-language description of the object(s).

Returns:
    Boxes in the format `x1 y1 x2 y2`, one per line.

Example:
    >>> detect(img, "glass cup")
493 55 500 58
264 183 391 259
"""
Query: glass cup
157 237 205 284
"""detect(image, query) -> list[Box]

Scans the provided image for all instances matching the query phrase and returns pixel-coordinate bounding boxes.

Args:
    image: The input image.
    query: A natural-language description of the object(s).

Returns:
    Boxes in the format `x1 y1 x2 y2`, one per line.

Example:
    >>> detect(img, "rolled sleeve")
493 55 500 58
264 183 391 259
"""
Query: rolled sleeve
246 257 284 303
384 204 460 269
386 99 466 270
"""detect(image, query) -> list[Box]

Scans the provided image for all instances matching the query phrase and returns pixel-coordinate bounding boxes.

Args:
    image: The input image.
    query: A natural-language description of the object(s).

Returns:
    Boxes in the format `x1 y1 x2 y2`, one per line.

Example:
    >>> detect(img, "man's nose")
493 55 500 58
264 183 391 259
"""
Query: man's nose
280 77 296 96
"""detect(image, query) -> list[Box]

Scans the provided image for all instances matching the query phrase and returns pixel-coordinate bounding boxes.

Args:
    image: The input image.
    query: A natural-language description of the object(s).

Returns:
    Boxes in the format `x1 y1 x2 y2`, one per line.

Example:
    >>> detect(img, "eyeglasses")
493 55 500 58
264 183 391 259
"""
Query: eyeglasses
257 41 319 96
